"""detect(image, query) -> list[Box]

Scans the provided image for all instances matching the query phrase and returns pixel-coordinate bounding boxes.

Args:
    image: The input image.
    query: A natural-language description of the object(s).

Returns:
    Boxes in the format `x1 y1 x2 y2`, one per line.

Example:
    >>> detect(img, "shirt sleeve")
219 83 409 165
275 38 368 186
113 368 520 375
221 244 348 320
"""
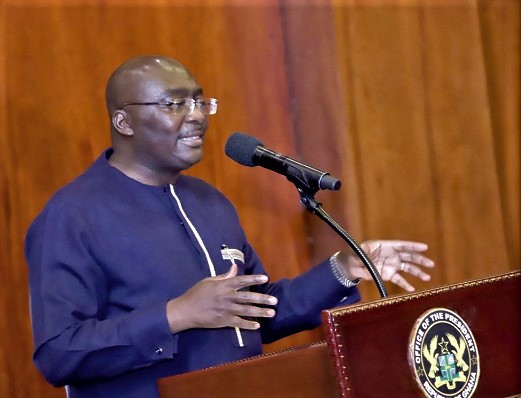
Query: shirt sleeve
26 202 176 387
243 244 361 344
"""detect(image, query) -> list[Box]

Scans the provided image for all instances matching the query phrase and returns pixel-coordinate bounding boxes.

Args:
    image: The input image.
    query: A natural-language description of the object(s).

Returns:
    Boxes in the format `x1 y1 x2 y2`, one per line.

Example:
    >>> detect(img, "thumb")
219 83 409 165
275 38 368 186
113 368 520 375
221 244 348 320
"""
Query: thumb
215 263 238 280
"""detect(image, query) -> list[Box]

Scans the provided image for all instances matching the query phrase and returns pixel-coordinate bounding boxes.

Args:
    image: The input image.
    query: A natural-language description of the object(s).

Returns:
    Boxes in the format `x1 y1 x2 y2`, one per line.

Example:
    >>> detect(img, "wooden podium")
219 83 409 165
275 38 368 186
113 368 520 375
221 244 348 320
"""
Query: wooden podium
158 271 520 397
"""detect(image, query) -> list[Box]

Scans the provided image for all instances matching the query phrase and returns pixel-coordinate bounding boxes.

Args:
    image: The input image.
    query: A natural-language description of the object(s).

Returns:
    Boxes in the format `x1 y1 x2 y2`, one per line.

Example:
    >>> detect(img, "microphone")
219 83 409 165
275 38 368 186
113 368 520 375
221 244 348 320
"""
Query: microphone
224 132 341 192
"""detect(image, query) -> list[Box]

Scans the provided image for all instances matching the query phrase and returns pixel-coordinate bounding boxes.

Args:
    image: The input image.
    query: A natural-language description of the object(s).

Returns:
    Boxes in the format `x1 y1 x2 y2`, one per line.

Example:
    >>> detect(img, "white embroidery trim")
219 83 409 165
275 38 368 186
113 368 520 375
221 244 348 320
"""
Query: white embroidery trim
169 184 244 347
170 185 216 277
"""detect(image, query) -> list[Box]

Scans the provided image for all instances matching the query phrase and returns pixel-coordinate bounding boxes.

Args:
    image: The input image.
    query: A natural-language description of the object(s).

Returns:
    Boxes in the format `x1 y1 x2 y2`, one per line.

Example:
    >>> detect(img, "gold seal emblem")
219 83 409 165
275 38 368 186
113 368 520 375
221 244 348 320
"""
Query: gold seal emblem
408 308 480 397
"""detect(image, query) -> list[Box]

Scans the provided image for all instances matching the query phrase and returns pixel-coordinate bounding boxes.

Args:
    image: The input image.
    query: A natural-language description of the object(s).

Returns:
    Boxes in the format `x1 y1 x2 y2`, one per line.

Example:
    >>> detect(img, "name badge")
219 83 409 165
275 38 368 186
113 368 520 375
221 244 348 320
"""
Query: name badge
221 246 245 264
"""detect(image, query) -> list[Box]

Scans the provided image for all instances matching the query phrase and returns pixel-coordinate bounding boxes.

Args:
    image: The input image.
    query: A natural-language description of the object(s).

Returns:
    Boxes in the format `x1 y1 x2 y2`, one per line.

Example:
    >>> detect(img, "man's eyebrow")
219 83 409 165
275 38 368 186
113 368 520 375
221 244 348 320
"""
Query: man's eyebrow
161 87 203 98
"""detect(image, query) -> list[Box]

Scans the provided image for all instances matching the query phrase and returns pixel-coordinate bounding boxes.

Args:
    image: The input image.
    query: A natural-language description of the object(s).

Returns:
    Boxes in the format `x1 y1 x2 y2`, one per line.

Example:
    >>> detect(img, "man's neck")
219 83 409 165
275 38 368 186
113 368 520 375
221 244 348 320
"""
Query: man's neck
108 152 180 186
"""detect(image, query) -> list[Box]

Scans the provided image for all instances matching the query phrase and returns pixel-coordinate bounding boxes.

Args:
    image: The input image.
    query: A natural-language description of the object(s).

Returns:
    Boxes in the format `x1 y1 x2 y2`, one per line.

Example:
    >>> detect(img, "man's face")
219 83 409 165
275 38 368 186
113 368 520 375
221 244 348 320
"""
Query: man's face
122 64 209 175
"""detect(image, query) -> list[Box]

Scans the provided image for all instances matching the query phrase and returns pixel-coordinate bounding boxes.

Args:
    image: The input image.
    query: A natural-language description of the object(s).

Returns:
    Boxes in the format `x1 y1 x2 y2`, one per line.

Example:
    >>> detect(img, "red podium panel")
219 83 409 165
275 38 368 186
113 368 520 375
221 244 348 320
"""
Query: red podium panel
323 270 521 397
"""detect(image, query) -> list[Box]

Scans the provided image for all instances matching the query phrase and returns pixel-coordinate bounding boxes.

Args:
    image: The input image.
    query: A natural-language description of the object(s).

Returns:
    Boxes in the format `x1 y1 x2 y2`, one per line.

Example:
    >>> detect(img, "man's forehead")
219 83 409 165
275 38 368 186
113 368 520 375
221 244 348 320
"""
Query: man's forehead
131 63 201 97
161 87 203 97
141 78 202 100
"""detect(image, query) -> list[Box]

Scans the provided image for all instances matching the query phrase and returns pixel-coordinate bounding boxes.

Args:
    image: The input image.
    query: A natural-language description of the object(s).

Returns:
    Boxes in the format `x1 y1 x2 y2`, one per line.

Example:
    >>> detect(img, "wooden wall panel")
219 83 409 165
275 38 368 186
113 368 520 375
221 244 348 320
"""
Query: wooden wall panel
0 0 519 396
331 4 442 300
0 3 12 395
478 0 520 269
420 3 509 280
328 0 518 299
280 4 359 262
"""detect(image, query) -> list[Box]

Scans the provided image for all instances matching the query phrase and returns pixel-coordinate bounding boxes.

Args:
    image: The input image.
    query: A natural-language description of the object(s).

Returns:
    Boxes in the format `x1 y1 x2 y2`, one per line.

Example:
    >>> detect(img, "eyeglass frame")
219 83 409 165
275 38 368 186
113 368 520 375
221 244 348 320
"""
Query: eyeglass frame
120 98 218 115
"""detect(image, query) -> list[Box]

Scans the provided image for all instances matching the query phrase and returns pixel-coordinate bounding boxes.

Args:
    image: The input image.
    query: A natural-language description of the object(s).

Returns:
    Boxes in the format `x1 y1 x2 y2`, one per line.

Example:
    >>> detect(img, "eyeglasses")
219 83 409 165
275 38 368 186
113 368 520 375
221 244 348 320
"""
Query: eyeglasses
122 98 218 116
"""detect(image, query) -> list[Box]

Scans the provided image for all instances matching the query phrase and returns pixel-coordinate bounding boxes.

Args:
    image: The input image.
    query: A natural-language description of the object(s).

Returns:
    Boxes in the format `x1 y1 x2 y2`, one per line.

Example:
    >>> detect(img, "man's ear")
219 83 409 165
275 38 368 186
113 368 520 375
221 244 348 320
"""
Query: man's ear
112 110 134 137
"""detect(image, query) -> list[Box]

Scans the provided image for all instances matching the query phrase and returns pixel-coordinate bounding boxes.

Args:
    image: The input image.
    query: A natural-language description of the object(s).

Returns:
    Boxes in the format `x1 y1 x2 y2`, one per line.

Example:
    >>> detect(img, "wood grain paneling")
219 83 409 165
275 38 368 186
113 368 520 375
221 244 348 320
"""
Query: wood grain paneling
0 0 518 396
329 0 518 299
478 0 520 269
420 3 510 280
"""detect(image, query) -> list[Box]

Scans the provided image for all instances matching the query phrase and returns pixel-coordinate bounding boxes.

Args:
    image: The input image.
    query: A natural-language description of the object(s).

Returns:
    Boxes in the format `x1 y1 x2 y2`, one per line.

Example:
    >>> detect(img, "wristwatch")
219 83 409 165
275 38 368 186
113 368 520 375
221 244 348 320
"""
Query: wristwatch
330 251 361 288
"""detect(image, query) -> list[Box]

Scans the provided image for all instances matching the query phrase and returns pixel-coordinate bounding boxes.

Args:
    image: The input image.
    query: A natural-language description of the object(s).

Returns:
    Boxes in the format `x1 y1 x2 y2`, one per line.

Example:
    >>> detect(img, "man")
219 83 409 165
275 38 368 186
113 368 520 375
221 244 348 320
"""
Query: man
25 55 434 397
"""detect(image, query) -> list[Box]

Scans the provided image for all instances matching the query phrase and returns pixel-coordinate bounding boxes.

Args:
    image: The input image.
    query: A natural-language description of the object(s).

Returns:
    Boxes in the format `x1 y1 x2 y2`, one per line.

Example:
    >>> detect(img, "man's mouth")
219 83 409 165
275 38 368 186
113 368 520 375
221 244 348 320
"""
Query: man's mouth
179 133 204 147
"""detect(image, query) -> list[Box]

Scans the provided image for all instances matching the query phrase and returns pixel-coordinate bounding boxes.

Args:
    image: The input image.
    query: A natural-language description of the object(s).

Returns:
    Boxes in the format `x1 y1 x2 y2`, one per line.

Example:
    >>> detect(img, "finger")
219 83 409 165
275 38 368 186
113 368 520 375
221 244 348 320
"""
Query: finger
214 263 238 280
228 274 269 290
231 316 261 330
236 291 278 306
399 253 435 268
390 273 415 292
400 263 432 282
391 241 429 252
230 303 276 318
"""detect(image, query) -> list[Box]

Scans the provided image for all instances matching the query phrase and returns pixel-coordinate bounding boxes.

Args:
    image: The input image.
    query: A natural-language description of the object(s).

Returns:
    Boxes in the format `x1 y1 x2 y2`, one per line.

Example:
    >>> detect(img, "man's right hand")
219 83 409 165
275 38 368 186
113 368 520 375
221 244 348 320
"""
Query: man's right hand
166 264 278 333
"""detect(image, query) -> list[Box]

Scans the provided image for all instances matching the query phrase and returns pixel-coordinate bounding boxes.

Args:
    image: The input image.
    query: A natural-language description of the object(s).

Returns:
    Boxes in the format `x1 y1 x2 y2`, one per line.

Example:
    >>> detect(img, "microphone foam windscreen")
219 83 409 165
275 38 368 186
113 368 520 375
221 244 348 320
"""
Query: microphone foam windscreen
224 132 264 167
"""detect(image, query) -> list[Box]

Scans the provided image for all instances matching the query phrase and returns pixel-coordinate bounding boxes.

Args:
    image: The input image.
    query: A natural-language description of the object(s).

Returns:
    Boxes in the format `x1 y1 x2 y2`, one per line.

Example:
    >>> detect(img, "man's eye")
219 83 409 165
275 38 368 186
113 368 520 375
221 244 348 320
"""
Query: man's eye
163 100 185 108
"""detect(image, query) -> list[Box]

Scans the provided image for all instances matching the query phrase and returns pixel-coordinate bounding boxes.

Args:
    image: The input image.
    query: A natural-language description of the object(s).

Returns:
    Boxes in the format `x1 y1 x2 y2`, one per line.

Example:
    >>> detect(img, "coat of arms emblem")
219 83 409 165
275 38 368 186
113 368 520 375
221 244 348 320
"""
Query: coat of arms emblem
408 308 480 397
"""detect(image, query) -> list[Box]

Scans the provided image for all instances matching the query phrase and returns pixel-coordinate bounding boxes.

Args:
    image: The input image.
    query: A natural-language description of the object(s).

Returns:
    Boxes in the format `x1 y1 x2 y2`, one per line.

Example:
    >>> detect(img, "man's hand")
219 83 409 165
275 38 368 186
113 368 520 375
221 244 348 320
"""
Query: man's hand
166 264 278 333
336 240 435 292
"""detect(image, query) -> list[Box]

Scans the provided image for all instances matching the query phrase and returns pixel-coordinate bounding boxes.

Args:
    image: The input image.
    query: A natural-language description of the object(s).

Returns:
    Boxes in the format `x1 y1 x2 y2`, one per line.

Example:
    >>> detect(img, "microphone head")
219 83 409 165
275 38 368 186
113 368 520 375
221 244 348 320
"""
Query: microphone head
224 132 264 167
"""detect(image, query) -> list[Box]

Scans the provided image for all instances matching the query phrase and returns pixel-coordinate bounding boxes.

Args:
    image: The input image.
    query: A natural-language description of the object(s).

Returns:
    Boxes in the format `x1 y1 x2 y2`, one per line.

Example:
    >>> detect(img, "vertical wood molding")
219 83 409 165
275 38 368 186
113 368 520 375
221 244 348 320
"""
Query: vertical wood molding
421 2 510 279
477 0 520 268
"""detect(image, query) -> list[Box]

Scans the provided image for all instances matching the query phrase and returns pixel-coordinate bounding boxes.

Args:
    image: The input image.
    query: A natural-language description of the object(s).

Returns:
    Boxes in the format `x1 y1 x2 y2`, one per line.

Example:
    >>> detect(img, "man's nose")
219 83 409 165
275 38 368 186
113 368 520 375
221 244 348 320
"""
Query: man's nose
184 106 205 122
